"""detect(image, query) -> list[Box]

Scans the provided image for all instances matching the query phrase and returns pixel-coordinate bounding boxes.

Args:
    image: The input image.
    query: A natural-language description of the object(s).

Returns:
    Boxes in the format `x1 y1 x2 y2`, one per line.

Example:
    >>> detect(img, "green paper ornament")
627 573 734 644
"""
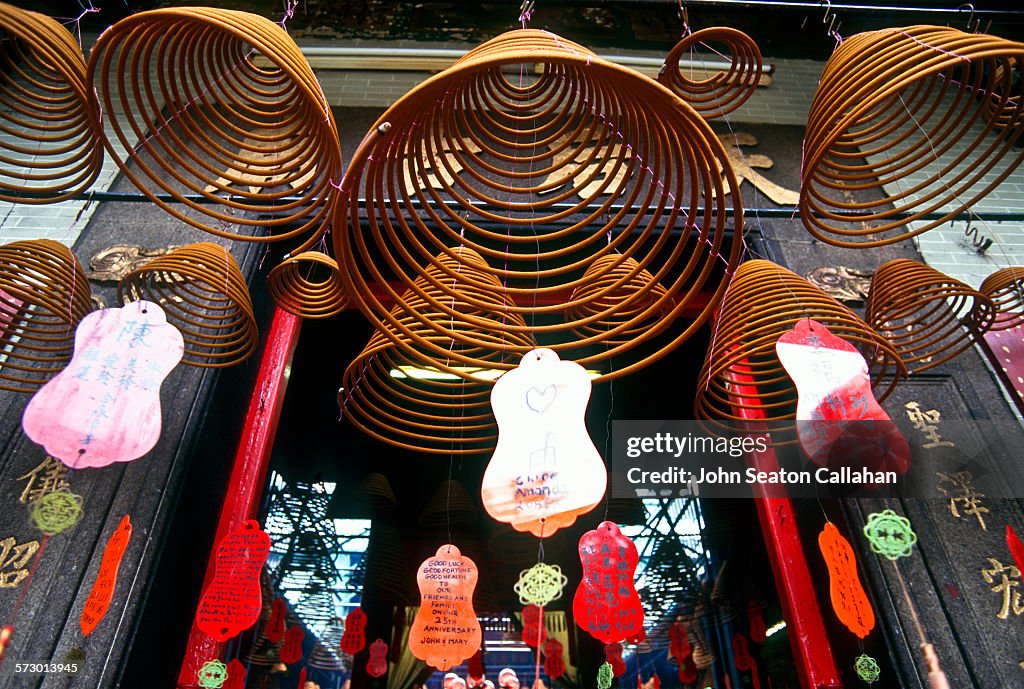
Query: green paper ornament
597 662 614 689
854 654 880 683
30 489 83 534
198 660 228 689
863 509 917 561
514 562 568 606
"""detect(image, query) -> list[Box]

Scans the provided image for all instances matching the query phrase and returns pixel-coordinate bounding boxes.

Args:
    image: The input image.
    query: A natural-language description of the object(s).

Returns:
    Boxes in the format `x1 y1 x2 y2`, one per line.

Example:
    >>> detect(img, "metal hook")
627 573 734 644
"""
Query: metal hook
820 0 833 24
957 3 979 32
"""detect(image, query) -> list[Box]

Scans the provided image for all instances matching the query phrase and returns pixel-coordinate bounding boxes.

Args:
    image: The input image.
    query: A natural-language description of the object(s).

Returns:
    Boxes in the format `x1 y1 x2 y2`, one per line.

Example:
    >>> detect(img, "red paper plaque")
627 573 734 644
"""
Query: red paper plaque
340 607 367 655
776 319 909 474
1007 525 1024 575
281 625 305 664
409 544 482 670
522 605 547 647
267 597 286 643
467 649 485 684
747 600 766 644
196 520 271 641
668 620 690 663
818 522 875 638
22 301 184 468
222 659 247 689
543 638 565 678
367 638 389 678
604 643 625 677
482 349 606 537
572 521 644 643
732 634 760 689
678 655 697 684
80 514 132 636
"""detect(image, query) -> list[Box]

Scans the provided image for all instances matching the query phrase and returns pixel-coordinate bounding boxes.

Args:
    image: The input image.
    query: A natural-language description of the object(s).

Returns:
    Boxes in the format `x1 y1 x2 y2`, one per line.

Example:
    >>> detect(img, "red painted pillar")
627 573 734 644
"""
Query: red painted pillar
177 308 302 687
731 373 844 689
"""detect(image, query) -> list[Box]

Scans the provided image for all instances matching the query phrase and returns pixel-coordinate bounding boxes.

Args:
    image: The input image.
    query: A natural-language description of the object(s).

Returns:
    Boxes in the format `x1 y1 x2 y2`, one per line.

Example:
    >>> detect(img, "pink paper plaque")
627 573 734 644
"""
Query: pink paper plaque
482 348 606 537
22 300 183 468
196 520 271 641
776 319 909 474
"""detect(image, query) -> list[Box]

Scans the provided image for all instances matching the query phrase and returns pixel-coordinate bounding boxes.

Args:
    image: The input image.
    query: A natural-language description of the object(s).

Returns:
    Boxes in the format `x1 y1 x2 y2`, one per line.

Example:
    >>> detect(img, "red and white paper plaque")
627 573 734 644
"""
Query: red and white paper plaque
573 521 644 644
776 319 909 474
409 544 481 670
482 348 606 537
196 520 271 641
23 301 183 468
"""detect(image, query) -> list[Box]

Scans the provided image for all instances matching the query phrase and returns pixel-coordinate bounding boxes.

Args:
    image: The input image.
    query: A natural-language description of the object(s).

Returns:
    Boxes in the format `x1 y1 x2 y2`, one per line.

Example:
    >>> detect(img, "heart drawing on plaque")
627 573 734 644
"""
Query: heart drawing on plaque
526 385 557 413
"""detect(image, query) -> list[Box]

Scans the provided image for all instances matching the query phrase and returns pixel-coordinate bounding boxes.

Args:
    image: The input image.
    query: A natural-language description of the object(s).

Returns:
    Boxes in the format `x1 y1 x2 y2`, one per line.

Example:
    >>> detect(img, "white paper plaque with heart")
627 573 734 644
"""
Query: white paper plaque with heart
481 348 606 536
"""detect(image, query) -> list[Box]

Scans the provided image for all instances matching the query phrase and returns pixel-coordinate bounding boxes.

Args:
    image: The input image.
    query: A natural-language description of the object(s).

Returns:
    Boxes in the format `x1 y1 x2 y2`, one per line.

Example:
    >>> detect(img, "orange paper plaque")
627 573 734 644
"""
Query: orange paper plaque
409 544 482 670
482 349 606 537
80 515 132 636
819 522 875 638
196 520 271 641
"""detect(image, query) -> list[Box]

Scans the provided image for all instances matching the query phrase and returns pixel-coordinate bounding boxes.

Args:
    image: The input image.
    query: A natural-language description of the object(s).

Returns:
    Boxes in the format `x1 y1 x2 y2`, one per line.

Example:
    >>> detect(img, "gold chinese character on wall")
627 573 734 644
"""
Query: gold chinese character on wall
16 456 69 505
936 471 988 530
905 402 955 449
981 558 1024 620
0 536 40 589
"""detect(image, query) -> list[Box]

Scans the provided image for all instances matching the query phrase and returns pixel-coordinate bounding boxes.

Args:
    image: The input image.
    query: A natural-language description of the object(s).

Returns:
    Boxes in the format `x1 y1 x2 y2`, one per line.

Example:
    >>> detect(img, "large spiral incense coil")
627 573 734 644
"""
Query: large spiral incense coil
340 248 536 455
865 259 995 372
0 239 91 392
119 242 258 368
335 29 742 382
267 251 347 319
800 25 1024 247
695 260 905 429
566 254 669 346
0 3 103 203
981 267 1024 331
657 27 762 120
89 8 341 251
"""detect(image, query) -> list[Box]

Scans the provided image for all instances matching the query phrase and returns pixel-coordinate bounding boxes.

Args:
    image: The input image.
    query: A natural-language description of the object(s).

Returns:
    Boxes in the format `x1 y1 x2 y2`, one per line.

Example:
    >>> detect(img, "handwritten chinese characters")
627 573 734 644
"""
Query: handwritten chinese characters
936 471 988 530
573 521 644 644
0 536 40 589
22 301 184 468
80 515 132 636
409 545 481 671
196 520 271 641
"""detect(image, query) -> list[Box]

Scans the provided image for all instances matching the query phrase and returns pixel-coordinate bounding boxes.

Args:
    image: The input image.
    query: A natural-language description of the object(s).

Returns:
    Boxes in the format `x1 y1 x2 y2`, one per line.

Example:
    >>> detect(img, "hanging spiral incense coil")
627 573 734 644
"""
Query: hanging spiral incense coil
657 27 762 119
267 251 347 319
334 29 742 382
981 267 1024 331
119 242 258 367
340 248 536 454
0 3 103 203
695 260 905 429
800 25 1024 247
89 8 341 251
566 254 670 346
0 239 91 392
865 259 995 372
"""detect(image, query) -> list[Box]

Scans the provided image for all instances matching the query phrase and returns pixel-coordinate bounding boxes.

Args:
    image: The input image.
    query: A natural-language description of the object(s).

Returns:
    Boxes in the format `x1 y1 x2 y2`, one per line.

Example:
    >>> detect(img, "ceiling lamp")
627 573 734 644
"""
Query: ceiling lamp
657 27 762 120
334 29 742 382
119 242 258 367
339 248 536 455
0 239 92 392
865 259 995 372
0 3 103 203
89 7 341 252
695 260 905 430
800 26 1024 247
